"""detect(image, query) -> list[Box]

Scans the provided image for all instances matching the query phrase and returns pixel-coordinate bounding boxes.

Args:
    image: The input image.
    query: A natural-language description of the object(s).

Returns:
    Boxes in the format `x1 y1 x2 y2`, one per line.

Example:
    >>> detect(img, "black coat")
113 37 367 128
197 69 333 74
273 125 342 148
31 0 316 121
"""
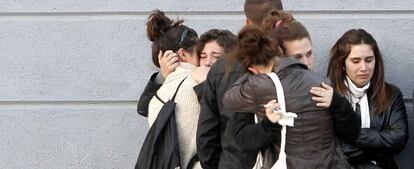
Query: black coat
196 57 247 169
137 72 162 117
342 84 409 169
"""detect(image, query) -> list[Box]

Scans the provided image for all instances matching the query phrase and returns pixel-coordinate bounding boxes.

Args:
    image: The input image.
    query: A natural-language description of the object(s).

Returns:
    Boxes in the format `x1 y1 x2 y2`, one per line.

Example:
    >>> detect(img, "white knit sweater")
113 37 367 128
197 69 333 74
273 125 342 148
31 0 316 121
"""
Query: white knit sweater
148 62 202 169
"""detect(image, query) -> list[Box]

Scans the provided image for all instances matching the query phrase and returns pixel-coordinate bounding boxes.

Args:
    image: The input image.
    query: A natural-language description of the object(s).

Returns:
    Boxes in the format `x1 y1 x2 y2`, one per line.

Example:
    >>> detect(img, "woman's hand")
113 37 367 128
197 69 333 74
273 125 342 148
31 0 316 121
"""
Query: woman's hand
191 66 210 83
264 100 282 123
158 50 179 78
310 82 333 108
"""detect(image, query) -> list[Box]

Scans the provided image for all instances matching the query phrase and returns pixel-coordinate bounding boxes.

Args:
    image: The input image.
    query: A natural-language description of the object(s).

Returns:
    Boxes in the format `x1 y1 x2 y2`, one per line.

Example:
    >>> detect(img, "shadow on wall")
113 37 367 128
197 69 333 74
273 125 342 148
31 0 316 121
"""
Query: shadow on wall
394 90 414 169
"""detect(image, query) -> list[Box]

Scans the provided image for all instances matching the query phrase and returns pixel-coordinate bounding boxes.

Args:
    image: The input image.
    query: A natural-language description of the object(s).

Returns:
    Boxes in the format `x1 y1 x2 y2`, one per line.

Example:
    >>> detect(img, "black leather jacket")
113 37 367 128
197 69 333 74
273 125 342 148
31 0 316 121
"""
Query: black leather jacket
342 83 409 169
196 57 248 169
137 72 162 117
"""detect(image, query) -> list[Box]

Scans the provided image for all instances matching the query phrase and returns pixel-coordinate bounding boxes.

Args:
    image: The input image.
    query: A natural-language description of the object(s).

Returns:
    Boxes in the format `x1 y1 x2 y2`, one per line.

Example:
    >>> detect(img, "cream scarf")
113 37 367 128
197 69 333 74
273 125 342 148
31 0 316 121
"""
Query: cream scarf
345 76 371 128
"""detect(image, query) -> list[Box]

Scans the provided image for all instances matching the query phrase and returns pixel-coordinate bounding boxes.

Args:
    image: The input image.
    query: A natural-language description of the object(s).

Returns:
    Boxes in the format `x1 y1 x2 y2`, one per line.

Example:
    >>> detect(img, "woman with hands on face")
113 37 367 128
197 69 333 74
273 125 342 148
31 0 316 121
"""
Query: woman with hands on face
136 8 199 117
138 9 204 169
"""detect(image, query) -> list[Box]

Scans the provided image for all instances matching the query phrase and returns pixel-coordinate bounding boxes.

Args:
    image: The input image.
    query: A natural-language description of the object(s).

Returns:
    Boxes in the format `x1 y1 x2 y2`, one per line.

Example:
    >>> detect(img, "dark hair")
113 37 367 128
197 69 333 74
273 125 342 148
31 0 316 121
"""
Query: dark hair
262 10 295 31
230 25 282 72
224 11 289 78
327 29 390 112
244 0 283 25
263 13 310 54
146 9 198 67
196 29 237 59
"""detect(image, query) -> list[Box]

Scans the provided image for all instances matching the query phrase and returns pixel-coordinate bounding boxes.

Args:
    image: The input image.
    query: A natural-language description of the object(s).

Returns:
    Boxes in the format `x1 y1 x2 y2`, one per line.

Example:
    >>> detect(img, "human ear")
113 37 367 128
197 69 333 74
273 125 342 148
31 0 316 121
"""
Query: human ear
177 48 187 61
248 67 259 74
245 19 252 26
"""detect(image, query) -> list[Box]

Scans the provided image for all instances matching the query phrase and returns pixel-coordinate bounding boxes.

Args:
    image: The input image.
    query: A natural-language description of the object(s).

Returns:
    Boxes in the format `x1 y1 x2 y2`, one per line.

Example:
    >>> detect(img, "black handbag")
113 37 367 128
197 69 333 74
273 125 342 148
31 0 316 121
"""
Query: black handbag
136 78 187 169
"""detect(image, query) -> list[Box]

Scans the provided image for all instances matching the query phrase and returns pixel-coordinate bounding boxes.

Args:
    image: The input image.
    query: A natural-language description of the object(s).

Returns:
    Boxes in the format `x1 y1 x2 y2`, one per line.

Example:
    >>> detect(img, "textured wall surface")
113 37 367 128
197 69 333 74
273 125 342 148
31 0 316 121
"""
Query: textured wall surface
0 0 413 168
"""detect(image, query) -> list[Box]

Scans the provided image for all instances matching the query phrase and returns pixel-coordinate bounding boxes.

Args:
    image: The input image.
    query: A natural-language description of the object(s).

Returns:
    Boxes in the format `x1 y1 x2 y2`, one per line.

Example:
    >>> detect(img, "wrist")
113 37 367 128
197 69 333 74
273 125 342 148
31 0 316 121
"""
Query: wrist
155 72 166 84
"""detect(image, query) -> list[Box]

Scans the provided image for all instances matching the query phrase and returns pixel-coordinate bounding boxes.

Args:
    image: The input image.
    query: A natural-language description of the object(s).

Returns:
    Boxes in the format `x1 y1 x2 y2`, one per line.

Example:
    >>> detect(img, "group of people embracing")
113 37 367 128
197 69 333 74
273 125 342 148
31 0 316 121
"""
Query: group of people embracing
136 0 409 169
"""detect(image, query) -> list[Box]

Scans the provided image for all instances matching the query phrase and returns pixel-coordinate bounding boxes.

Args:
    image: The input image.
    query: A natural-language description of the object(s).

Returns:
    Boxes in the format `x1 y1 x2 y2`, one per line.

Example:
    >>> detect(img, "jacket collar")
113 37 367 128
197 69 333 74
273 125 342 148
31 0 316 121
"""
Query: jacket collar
274 57 308 73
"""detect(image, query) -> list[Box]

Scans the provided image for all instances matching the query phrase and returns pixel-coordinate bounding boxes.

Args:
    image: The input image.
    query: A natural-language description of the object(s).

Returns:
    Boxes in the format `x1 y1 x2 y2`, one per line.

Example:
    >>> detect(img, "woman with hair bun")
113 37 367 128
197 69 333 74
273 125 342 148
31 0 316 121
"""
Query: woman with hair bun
137 9 199 117
220 13 357 169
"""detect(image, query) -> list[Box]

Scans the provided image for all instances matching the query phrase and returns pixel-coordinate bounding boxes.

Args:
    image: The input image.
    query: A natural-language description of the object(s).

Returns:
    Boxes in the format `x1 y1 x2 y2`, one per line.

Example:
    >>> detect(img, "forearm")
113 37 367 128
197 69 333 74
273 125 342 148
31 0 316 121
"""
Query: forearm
230 112 281 152
355 92 408 154
137 72 163 117
193 82 204 103
329 91 361 143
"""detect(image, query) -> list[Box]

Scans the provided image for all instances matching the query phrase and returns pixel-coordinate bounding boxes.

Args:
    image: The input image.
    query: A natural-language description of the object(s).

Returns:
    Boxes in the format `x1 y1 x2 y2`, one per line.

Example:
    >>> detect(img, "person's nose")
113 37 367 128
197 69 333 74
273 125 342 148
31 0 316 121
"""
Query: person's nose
206 56 214 66
301 57 310 69
360 61 368 72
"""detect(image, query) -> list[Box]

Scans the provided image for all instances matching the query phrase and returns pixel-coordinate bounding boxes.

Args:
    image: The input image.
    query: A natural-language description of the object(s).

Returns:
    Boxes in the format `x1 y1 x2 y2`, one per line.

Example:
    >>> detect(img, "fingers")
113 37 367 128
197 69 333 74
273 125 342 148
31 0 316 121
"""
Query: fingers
311 83 333 108
321 82 333 90
159 50 178 77
169 62 178 70
166 56 178 67
164 50 176 61
191 66 210 83
316 102 329 108
159 50 177 64
310 87 325 97
158 50 163 62
312 96 325 103
264 100 280 115
264 100 278 108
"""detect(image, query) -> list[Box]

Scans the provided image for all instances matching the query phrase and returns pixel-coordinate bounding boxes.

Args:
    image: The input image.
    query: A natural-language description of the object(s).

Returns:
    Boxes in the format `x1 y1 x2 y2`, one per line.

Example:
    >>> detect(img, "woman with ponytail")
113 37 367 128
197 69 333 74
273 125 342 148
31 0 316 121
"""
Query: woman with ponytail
137 9 204 169
137 9 199 117
220 12 356 169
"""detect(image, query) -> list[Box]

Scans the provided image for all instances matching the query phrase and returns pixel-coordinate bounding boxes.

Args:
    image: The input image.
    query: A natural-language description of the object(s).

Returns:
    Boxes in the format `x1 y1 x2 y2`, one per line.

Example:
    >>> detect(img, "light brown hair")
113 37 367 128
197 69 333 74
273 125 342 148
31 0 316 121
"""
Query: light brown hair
263 12 310 54
230 25 283 72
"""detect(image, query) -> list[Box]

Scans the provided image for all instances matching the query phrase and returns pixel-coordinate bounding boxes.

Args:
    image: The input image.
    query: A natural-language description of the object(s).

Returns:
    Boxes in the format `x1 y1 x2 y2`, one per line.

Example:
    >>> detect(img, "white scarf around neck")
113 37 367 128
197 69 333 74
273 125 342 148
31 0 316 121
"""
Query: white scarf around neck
345 76 371 128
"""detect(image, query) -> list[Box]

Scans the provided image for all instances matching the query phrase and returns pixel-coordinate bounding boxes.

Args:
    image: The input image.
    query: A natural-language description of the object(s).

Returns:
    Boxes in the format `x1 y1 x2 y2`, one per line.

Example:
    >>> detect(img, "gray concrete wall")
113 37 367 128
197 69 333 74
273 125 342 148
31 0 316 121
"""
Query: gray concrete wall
0 0 412 168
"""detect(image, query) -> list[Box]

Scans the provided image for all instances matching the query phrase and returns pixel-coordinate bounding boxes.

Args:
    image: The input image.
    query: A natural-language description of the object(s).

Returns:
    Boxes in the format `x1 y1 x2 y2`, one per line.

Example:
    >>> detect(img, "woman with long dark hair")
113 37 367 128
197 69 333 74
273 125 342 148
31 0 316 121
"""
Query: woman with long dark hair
325 29 408 169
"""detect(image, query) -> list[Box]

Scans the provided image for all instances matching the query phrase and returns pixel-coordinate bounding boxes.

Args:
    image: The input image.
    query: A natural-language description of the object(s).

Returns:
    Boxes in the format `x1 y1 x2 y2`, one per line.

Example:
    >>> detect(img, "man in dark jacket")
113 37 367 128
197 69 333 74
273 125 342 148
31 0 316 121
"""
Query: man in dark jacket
196 0 284 168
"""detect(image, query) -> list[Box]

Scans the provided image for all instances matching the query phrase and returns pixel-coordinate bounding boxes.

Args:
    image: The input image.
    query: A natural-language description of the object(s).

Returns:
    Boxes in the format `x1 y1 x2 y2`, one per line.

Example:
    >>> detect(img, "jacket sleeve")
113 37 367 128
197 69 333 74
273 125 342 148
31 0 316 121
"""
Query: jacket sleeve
355 88 409 155
222 75 260 113
137 72 163 117
227 112 282 153
193 82 204 103
196 71 221 169
329 91 361 143
223 74 276 114
341 143 371 164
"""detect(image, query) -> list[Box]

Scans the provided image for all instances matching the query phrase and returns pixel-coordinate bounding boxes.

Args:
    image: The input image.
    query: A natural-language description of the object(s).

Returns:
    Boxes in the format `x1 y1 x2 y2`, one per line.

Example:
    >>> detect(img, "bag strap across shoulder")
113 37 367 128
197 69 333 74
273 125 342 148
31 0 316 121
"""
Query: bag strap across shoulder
155 77 187 104
186 154 199 169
